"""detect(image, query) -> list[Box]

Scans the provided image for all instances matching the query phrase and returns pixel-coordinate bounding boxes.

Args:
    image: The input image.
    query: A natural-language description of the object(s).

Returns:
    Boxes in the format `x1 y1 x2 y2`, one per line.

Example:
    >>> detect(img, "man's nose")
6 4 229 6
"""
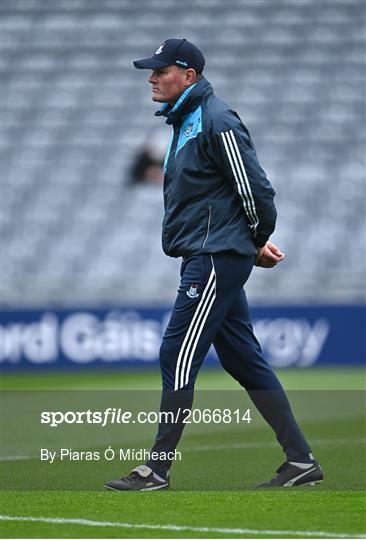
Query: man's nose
149 72 156 84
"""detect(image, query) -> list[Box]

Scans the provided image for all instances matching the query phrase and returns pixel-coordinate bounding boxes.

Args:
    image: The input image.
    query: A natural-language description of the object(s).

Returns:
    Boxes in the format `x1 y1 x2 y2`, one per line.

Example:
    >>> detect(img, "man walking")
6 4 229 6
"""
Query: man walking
105 39 323 490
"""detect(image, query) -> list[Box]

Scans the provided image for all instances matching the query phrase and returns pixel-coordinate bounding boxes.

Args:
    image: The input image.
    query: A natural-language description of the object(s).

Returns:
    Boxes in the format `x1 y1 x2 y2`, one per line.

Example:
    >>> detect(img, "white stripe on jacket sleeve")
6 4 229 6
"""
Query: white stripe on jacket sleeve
220 130 259 230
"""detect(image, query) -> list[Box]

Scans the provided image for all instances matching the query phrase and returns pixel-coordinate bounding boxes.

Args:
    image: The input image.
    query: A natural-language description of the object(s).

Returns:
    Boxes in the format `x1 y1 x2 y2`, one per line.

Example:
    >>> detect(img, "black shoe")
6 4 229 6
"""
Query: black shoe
105 465 169 492
256 460 323 488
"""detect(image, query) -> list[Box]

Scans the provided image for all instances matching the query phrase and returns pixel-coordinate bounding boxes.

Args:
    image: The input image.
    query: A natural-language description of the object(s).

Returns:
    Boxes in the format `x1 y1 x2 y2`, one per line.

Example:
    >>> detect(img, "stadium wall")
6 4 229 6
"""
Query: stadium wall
1 305 365 369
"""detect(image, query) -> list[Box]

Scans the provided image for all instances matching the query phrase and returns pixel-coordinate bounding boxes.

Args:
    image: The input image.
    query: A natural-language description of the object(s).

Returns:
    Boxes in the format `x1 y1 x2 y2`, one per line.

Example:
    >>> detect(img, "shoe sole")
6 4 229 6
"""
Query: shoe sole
140 484 170 491
104 483 169 492
255 478 323 489
296 479 323 487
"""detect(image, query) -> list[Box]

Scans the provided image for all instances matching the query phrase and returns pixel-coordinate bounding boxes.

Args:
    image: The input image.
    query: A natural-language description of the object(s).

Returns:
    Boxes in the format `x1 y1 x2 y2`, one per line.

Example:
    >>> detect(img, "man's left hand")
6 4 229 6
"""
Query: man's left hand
256 241 285 268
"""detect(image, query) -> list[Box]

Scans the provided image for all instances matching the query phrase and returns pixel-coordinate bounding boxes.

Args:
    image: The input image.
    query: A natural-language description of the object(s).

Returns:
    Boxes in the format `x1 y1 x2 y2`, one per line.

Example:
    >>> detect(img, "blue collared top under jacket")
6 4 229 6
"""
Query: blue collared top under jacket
156 77 277 258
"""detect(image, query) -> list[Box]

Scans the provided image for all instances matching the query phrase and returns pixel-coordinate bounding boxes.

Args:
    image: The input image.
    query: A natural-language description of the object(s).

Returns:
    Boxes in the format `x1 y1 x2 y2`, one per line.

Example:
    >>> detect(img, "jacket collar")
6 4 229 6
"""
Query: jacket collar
155 77 213 126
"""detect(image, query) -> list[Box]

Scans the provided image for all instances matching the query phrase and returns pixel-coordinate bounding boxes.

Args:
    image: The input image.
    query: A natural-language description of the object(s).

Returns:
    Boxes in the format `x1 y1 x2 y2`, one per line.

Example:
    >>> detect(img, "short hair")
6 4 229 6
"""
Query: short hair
177 67 203 80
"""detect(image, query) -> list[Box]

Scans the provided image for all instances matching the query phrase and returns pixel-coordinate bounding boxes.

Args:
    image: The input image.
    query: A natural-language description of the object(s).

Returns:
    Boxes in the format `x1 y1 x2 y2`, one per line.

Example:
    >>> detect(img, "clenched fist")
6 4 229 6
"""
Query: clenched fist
256 241 285 268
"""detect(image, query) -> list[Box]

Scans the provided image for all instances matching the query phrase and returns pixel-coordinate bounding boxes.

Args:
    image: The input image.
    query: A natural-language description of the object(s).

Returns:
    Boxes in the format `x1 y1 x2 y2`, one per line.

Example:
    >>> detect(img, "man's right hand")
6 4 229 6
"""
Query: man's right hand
256 241 285 268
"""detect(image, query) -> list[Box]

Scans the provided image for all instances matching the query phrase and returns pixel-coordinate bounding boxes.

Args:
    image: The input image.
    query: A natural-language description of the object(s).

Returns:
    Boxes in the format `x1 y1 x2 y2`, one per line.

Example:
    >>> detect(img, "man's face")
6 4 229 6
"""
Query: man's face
148 66 190 104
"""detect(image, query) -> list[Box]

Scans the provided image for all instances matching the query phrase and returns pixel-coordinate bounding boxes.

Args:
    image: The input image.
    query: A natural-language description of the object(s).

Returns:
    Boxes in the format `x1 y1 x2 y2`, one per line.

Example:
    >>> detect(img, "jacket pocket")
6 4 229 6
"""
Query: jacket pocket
178 255 207 294
202 205 212 248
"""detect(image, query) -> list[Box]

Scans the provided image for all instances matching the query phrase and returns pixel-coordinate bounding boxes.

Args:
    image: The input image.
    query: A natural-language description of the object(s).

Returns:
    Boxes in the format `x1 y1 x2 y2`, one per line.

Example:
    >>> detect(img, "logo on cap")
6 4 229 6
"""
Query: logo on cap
155 43 165 55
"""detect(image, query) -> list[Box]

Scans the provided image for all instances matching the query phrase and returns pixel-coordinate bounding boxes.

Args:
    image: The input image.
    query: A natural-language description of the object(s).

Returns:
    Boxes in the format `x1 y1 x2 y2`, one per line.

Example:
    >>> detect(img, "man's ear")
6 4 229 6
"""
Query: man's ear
185 68 197 85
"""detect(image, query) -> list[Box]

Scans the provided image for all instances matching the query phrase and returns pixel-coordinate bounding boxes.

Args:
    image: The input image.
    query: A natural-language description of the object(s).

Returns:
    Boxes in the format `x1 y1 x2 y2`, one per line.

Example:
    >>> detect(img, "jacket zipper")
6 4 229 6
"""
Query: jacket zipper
165 124 180 179
202 205 212 248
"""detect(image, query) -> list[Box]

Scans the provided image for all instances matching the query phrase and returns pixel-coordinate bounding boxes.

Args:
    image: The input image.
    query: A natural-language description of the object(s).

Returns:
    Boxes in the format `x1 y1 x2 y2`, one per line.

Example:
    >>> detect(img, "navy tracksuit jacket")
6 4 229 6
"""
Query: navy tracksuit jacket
146 78 311 478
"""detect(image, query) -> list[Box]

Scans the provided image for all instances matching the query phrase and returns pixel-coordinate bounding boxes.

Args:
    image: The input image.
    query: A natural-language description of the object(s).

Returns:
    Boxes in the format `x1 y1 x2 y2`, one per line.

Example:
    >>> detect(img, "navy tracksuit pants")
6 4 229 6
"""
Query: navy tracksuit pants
146 253 311 477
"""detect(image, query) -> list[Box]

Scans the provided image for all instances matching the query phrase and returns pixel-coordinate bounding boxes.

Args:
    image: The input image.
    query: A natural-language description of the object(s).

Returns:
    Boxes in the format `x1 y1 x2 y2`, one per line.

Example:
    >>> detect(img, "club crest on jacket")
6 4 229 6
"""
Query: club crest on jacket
184 122 194 136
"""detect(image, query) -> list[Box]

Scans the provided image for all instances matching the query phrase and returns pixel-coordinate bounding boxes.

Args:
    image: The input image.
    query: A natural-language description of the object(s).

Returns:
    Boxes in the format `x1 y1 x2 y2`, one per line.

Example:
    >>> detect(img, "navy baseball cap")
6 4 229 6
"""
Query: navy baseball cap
133 38 205 74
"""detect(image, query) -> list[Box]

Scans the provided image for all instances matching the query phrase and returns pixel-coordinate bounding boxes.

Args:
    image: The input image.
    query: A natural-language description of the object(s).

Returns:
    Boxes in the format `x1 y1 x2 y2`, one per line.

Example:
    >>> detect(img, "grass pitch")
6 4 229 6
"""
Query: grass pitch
0 367 365 539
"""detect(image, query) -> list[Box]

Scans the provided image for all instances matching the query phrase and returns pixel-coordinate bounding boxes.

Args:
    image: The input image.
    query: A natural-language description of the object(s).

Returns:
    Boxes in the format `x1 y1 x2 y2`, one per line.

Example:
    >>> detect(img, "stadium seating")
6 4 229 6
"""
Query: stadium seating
2 0 365 306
